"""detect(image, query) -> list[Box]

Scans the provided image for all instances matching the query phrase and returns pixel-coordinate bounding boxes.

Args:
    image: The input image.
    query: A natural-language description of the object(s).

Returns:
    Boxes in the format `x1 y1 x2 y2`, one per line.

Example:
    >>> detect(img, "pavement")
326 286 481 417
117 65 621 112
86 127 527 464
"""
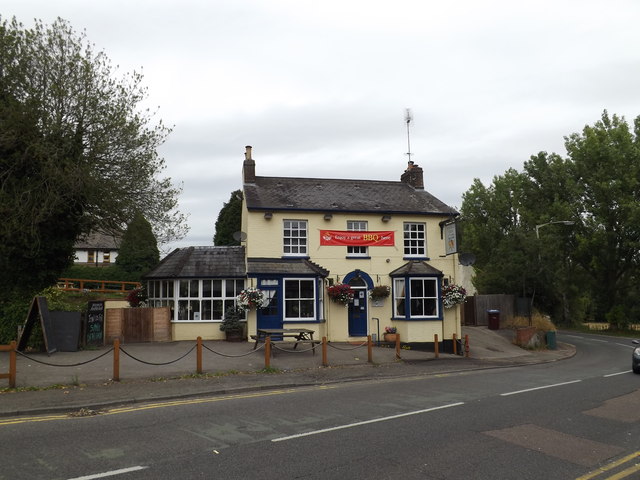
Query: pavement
0 327 575 417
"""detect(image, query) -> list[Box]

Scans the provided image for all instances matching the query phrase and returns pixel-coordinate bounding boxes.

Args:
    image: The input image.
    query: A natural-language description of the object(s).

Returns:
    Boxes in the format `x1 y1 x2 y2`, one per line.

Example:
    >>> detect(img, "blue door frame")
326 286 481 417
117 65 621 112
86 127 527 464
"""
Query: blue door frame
343 270 374 337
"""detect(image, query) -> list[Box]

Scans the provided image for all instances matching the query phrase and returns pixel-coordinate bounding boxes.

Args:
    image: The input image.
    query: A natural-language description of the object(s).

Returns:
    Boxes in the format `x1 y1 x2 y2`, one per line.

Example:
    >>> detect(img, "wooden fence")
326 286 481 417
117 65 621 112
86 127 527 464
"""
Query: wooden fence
463 294 515 327
58 278 141 293
106 307 171 343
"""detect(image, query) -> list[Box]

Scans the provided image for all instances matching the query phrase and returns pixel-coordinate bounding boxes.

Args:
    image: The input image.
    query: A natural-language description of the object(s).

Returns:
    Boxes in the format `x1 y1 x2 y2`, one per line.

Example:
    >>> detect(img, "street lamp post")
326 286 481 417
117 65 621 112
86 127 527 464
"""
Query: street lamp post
535 220 575 239
531 220 575 325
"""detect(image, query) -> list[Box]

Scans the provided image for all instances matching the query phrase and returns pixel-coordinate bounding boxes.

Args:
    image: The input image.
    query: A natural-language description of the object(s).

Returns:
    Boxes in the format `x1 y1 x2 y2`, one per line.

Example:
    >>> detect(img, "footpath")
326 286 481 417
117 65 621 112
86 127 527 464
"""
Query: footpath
0 327 575 417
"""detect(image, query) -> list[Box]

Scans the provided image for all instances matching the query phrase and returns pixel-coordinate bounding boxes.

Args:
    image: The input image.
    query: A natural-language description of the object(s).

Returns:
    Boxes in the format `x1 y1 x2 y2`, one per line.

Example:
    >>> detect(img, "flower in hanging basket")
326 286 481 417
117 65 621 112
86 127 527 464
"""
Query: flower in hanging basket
236 287 265 311
369 285 390 301
384 326 397 334
327 283 354 306
442 284 467 308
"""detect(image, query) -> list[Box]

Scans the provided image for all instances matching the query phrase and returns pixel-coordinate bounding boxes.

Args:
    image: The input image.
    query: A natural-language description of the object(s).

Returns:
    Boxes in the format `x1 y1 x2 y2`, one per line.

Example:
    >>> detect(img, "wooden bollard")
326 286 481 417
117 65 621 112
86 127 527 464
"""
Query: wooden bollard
113 338 120 382
465 334 470 357
322 336 328 367
367 335 373 363
452 333 457 355
196 336 203 374
2 341 17 388
395 333 401 359
434 334 439 358
265 336 271 369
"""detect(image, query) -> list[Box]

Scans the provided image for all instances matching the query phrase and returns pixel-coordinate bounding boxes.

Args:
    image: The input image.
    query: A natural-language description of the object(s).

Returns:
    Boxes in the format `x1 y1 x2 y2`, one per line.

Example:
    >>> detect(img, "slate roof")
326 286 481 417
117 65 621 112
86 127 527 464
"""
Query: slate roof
244 176 458 216
247 257 329 277
389 261 443 276
74 231 120 249
144 246 246 279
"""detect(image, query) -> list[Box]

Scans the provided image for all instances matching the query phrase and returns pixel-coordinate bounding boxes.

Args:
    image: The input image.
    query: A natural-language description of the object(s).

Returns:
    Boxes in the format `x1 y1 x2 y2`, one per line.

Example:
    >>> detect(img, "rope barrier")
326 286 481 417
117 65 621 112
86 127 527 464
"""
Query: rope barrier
327 342 367 351
271 343 318 354
15 348 115 367
202 342 265 357
119 345 196 366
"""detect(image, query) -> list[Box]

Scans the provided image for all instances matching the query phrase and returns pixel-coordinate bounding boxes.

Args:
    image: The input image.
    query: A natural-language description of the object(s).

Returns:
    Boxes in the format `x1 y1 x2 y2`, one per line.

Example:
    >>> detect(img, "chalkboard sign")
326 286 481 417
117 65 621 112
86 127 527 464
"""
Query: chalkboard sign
17 296 57 355
86 301 105 346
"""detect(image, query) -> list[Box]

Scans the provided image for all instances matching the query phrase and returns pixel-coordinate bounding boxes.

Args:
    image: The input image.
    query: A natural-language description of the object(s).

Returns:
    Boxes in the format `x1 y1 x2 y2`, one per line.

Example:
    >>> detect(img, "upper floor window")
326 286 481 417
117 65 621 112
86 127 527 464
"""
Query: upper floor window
403 222 426 257
283 220 308 256
347 220 368 257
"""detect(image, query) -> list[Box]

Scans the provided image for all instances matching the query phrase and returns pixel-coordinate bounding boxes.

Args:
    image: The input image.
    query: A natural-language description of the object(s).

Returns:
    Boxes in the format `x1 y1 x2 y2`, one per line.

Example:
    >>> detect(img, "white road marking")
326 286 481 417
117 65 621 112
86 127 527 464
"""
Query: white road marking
67 466 148 479
604 370 632 377
272 402 464 442
500 380 581 396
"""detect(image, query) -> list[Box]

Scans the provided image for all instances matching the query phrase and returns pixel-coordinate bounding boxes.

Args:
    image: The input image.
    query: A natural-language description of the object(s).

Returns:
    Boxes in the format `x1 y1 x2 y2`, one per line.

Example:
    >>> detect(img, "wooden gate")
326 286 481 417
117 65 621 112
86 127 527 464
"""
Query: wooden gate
123 308 155 343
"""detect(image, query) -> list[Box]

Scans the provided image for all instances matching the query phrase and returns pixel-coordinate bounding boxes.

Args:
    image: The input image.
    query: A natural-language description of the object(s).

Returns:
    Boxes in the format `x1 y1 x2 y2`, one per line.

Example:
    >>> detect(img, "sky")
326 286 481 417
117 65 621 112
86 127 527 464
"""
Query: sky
5 1 640 253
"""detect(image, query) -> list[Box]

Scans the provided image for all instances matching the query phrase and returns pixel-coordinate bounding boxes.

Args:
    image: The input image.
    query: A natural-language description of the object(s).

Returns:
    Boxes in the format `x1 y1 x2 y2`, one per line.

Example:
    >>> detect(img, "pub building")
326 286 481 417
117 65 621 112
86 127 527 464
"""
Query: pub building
145 146 464 346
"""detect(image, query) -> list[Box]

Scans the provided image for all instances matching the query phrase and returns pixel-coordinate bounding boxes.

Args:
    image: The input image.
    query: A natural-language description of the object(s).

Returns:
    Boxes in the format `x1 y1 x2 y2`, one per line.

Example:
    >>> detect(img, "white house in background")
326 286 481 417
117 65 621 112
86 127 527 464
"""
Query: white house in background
73 231 121 265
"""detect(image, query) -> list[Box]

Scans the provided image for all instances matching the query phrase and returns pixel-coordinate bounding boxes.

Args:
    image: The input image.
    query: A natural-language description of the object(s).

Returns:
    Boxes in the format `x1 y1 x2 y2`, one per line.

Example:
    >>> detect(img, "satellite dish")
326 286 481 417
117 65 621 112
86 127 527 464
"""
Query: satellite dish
232 231 247 242
458 252 476 266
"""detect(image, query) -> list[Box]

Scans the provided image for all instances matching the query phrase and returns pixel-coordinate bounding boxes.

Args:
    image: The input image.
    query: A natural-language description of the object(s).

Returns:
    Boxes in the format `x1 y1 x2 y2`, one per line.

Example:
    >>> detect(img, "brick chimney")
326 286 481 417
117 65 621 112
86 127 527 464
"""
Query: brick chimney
400 161 424 189
243 145 256 184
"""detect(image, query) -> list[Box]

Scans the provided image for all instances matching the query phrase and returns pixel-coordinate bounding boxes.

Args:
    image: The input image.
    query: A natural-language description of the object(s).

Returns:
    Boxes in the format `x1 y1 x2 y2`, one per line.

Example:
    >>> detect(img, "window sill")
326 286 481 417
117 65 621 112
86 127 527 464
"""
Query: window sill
402 256 430 261
345 256 371 260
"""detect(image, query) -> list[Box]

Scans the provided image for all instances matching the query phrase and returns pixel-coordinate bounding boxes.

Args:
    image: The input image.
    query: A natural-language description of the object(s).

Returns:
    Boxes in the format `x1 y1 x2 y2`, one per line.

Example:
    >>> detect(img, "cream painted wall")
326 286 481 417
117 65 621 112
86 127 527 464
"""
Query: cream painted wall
244 207 462 343
173 322 227 341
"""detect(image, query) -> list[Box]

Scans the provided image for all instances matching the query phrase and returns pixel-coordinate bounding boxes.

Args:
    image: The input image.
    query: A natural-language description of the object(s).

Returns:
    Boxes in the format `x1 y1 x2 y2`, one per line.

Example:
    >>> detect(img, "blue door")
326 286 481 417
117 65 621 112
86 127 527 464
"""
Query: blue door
348 279 368 337
257 281 283 333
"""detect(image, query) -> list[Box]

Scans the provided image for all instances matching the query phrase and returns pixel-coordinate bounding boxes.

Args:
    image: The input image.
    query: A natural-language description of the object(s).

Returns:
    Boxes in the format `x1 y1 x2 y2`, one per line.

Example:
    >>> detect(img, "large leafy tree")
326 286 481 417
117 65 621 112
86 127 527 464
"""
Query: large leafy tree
461 111 640 325
0 17 187 301
213 190 243 246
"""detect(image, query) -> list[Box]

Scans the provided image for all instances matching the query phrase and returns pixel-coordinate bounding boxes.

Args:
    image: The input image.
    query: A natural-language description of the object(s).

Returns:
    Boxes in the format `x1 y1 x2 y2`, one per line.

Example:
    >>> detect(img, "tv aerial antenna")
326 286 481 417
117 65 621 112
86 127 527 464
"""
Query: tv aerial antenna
405 108 413 162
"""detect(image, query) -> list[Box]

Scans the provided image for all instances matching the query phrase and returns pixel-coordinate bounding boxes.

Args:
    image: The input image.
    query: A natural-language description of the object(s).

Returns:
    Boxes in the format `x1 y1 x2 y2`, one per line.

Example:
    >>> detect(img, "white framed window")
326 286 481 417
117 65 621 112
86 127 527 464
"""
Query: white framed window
393 277 440 319
403 222 426 257
148 278 244 321
347 220 368 257
283 220 308 256
283 278 316 320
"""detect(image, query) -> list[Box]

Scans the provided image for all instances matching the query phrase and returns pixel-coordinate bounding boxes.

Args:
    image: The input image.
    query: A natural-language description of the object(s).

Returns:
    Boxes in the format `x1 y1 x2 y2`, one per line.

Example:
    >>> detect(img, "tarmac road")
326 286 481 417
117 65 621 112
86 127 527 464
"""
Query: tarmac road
0 327 575 417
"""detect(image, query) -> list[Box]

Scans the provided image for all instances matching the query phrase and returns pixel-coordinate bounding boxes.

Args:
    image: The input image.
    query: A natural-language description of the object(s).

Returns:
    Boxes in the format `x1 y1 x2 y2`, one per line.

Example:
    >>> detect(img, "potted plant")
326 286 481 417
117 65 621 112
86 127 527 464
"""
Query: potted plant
369 285 390 305
219 305 246 342
383 326 398 342
442 284 467 308
327 283 355 306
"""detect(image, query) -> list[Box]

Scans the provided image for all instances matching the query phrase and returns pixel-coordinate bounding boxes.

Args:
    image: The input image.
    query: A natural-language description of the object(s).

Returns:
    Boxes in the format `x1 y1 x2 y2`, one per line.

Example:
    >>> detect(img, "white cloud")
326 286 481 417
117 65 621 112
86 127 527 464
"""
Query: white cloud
5 0 640 253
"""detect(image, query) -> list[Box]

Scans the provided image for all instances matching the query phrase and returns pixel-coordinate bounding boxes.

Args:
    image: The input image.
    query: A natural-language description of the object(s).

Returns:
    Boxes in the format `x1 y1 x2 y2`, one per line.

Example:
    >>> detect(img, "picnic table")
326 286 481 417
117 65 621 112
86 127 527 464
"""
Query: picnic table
252 328 318 354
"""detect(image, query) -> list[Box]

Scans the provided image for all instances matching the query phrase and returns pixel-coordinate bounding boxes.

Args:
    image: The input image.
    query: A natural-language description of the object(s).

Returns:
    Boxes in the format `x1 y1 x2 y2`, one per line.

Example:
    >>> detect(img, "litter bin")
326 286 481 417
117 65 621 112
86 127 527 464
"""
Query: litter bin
487 309 500 330
546 330 557 350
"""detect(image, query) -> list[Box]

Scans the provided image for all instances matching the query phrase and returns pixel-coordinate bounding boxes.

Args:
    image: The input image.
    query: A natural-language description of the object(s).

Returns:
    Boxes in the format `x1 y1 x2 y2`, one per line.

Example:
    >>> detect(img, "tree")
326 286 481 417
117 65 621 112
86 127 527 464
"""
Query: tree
461 111 640 325
213 190 243 246
116 212 160 277
0 17 187 302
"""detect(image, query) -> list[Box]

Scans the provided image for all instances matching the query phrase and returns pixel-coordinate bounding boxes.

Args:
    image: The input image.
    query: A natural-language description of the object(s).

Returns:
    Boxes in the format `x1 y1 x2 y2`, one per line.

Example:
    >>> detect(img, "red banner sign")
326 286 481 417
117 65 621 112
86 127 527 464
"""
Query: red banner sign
320 230 395 247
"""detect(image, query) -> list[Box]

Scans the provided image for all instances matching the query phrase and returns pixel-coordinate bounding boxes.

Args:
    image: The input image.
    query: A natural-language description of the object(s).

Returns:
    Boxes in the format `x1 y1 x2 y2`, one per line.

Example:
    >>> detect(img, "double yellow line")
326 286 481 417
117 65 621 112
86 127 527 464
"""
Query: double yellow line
577 451 640 480
0 385 336 426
